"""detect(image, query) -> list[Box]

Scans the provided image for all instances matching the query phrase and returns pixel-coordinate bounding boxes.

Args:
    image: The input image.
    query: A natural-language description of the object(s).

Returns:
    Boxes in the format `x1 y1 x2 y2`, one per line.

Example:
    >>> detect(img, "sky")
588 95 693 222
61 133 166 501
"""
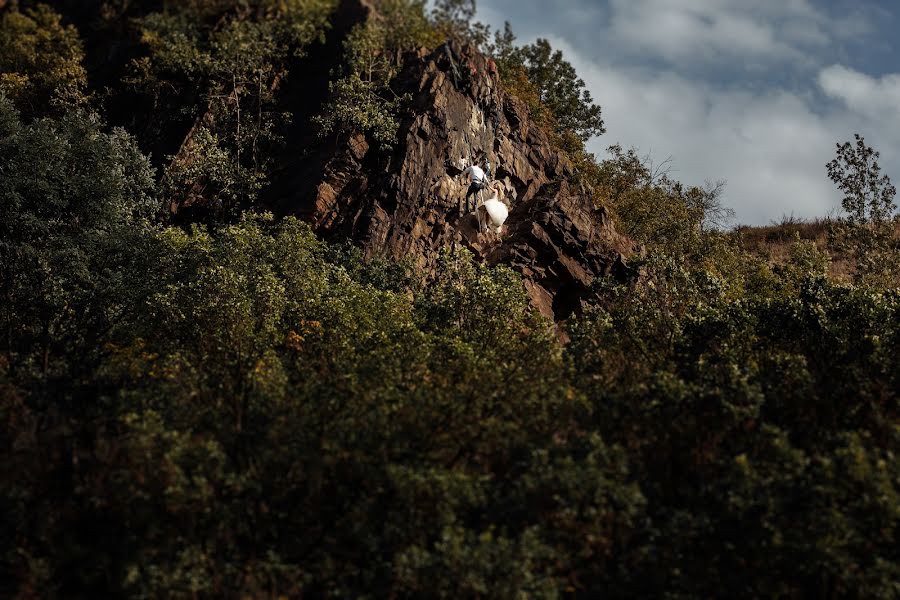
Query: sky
469 0 900 225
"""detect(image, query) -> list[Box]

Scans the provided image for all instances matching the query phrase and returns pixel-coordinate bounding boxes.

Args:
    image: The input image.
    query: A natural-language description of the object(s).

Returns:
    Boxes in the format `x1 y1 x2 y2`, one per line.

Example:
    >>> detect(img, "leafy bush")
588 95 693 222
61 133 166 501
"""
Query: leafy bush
0 96 156 387
316 0 438 146
0 3 88 117
430 0 490 48
4 203 642 596
567 250 899 598
314 70 404 145
130 0 336 208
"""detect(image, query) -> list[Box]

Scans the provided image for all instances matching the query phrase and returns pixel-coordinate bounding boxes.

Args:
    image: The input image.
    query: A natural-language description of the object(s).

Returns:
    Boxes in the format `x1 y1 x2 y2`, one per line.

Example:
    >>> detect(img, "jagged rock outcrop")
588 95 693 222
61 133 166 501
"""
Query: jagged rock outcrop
47 0 635 320
269 27 636 320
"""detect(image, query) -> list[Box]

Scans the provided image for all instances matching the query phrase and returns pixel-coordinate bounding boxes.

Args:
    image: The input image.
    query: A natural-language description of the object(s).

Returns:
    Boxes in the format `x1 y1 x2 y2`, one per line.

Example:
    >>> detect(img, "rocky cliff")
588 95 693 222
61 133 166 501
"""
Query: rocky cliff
46 0 637 321
267 11 637 320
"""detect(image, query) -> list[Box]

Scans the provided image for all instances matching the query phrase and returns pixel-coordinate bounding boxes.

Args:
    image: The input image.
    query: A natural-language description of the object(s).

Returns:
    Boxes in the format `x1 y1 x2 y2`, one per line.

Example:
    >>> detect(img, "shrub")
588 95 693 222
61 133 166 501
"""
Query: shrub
0 3 88 117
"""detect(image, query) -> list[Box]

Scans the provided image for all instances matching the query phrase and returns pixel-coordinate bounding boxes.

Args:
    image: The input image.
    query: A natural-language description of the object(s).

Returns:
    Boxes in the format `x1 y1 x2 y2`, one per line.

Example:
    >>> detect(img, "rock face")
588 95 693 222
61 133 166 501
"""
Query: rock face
268 23 637 320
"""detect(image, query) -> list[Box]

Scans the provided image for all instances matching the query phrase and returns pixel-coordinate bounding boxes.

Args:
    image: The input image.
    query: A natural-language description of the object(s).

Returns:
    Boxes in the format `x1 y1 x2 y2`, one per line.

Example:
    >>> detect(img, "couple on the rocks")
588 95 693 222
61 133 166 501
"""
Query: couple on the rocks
458 159 508 236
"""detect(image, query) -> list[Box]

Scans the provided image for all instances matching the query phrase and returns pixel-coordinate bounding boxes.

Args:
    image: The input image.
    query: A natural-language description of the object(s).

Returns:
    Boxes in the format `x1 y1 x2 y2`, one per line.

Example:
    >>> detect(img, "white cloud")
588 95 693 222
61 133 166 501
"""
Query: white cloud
542 36 900 225
819 64 900 124
607 0 830 66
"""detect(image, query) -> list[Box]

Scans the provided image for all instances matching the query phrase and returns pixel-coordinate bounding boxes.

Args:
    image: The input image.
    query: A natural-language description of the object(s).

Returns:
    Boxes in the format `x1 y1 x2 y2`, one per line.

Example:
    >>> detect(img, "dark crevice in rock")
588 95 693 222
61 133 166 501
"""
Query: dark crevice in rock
261 0 372 217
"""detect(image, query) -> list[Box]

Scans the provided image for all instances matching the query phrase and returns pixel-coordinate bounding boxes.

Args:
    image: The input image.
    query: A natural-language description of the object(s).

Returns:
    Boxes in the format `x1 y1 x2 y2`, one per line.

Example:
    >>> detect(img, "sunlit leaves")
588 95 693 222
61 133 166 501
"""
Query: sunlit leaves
0 3 88 117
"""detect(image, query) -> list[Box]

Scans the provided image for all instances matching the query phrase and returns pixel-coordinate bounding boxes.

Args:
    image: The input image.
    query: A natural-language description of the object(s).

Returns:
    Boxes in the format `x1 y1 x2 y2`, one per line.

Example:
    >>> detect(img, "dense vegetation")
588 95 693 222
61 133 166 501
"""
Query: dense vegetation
1 1 898 598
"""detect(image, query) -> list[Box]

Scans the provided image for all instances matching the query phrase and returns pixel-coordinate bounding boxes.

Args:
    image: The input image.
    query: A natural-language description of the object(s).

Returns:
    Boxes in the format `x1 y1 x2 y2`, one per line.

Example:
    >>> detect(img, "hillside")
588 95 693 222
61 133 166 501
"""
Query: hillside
735 217 900 281
1 1 898 598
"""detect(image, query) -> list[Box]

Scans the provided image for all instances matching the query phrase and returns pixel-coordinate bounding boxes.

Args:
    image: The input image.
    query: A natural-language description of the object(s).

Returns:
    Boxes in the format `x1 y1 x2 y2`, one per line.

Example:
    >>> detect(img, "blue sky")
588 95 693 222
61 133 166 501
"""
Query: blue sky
468 0 900 225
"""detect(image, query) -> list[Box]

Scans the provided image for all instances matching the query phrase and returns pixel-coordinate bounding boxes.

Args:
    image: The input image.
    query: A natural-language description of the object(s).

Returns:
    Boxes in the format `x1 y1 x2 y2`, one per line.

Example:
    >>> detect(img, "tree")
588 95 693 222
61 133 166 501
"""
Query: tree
689 179 734 232
130 0 335 212
314 71 405 144
513 38 605 143
316 1 440 146
566 248 899 598
826 134 899 285
431 0 490 48
0 96 157 383
486 26 605 153
0 3 88 117
315 17 409 145
486 22 556 136
377 0 441 56
598 144 705 252
827 134 897 227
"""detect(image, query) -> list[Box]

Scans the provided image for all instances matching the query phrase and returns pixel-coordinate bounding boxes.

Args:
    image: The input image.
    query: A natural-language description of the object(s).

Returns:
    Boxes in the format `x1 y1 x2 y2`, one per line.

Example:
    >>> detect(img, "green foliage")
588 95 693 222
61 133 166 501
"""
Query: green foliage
5 178 896 597
376 0 442 52
567 249 899 598
430 0 490 48
588 144 736 266
774 231 832 288
6 191 643 595
486 24 604 160
316 1 437 146
512 38 605 143
0 3 88 117
130 0 336 208
0 96 157 386
487 22 557 134
0 101 158 592
826 134 900 287
595 144 704 252
488 30 604 146
314 71 404 144
162 126 266 216
344 18 394 82
828 134 897 227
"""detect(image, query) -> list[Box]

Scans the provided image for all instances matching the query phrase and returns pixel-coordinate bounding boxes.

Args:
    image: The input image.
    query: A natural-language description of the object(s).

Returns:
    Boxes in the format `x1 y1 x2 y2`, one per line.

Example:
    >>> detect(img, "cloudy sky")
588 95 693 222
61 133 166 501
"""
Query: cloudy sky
471 0 899 225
